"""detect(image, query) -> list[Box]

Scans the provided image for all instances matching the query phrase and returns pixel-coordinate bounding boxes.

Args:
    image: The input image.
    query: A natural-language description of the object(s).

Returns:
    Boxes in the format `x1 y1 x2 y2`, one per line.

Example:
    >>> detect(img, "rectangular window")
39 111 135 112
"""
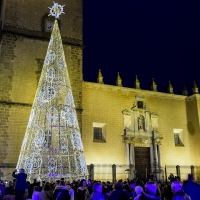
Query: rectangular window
93 127 103 140
174 132 184 146
93 123 106 143
137 101 143 109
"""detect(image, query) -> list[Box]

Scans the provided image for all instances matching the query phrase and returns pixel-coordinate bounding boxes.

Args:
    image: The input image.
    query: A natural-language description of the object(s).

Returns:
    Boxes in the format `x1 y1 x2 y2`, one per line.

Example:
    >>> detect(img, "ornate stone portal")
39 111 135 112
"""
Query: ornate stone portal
122 96 163 179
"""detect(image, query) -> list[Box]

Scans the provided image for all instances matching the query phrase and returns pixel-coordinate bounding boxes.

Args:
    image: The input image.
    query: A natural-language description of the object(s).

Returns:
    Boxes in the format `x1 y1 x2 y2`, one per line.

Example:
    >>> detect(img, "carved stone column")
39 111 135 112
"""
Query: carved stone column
124 143 130 166
150 145 154 170
157 145 162 167
153 144 158 164
129 164 134 180
130 144 135 166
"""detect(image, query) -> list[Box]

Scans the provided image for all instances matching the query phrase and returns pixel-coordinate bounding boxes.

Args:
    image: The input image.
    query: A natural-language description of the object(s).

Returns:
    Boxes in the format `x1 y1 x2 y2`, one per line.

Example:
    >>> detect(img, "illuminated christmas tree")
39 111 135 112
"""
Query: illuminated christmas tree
16 2 88 181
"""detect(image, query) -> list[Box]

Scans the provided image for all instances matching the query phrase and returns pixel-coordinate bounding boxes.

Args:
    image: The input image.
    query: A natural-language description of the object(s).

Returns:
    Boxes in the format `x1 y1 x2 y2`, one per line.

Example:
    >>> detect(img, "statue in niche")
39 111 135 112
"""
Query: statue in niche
138 115 145 130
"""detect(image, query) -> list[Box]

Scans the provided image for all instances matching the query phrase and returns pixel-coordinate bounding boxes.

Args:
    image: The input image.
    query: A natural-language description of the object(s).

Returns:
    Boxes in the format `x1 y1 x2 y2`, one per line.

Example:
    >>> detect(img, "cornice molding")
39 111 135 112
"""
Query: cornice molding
83 81 187 100
1 25 83 47
186 94 200 101
0 100 32 107
0 162 16 168
0 100 83 112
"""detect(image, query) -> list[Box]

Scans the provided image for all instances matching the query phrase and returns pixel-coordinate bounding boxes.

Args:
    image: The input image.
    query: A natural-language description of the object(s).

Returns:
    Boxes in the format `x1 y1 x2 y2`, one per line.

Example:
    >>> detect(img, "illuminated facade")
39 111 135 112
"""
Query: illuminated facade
1 1 200 181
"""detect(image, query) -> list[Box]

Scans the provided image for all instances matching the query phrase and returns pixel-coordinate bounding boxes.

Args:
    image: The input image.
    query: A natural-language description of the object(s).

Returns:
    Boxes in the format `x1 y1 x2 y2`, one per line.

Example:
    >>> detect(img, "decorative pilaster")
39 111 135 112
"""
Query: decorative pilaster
182 84 188 96
168 81 174 94
97 69 104 84
192 81 199 94
116 72 122 86
134 75 141 89
151 78 157 91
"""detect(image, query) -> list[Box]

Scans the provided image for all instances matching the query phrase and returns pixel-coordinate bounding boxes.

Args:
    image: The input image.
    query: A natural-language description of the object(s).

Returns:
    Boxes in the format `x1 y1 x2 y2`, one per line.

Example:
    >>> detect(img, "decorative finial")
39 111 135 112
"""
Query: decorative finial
48 1 65 19
97 69 104 84
151 78 157 92
134 75 141 89
182 84 188 96
192 81 199 94
168 81 174 94
116 72 122 87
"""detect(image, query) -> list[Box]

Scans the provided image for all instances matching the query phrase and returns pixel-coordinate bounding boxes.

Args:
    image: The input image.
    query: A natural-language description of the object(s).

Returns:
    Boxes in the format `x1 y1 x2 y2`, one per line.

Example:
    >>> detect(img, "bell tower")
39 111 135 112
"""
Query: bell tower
0 0 83 178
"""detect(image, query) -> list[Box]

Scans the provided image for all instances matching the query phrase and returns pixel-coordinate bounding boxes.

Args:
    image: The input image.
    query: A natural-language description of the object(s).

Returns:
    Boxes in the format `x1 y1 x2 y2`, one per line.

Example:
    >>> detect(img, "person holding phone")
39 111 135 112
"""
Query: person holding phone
12 169 28 200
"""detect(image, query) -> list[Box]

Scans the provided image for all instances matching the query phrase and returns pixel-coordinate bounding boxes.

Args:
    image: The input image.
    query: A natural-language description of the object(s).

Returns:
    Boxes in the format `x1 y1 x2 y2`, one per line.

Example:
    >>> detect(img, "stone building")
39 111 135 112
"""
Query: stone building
1 1 200 181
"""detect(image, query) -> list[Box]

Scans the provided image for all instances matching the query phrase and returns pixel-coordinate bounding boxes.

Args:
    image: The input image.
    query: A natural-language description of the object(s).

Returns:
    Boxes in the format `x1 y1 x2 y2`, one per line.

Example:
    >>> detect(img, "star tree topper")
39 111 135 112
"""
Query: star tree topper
48 1 65 19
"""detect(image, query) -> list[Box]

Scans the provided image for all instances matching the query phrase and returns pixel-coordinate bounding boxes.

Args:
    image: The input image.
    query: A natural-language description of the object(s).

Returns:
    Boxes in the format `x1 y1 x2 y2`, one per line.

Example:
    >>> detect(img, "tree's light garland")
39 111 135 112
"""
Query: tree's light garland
16 20 88 182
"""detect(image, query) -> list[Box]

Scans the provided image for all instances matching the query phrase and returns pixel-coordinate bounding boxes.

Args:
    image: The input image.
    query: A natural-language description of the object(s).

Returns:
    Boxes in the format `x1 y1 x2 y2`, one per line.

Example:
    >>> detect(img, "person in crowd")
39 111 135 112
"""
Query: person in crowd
163 182 173 200
101 182 111 200
110 182 129 200
4 181 13 196
171 181 191 200
66 183 74 200
106 181 112 193
87 179 93 195
39 182 53 200
32 186 40 200
139 181 161 200
0 180 4 200
30 179 40 198
12 169 28 200
89 182 105 200
24 181 30 200
53 180 70 200
72 180 79 197
134 186 143 200
77 179 90 200
182 174 200 200
130 181 137 199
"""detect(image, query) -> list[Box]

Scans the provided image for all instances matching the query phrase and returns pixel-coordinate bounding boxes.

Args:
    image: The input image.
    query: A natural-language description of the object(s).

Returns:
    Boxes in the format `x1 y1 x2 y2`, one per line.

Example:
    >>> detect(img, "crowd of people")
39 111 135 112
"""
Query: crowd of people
0 169 200 200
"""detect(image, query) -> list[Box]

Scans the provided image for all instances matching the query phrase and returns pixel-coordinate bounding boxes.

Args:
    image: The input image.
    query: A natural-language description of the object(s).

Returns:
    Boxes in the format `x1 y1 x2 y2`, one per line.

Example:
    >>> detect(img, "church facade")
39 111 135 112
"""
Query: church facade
1 0 200 181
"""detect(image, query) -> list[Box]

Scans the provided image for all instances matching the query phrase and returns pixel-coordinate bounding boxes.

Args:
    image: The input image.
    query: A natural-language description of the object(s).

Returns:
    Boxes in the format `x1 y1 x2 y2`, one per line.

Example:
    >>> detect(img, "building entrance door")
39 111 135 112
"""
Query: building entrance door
134 147 151 180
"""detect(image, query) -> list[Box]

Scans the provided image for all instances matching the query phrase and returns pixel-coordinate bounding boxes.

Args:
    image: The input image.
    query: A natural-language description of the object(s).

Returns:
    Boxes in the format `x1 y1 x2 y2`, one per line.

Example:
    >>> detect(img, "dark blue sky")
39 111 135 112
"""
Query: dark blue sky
83 0 200 95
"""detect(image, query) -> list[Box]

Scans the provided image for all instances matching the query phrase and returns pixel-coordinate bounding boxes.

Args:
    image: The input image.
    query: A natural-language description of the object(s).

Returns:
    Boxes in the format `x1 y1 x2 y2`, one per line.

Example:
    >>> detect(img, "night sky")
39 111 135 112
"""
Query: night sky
83 0 200 96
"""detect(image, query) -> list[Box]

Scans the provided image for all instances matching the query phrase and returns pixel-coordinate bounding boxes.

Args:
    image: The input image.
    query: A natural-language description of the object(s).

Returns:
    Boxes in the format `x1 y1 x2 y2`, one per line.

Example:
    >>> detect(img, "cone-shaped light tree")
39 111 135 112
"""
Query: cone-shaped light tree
16 4 88 181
